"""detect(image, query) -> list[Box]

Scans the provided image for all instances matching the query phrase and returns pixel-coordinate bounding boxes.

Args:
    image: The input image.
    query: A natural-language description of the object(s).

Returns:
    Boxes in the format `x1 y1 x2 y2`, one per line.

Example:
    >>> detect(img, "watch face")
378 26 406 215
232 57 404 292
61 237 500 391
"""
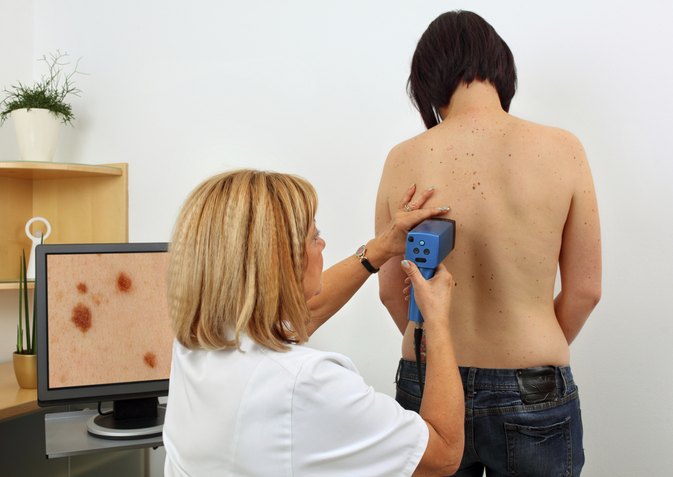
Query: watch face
356 245 366 258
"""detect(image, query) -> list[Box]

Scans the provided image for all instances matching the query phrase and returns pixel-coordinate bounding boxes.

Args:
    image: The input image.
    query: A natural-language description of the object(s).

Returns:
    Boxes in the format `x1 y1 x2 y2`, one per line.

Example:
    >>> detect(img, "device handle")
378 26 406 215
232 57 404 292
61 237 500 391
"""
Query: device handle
407 266 436 324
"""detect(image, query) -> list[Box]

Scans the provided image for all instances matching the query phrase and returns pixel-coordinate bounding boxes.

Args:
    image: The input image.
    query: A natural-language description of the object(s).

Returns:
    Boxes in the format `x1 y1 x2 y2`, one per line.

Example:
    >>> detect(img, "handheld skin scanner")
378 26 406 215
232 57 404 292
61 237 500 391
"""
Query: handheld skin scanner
405 218 456 324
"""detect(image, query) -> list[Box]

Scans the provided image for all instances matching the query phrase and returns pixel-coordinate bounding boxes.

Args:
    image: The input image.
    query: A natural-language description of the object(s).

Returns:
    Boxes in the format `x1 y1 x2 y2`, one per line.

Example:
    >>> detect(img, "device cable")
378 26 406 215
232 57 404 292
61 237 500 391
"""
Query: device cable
97 401 113 416
414 325 425 398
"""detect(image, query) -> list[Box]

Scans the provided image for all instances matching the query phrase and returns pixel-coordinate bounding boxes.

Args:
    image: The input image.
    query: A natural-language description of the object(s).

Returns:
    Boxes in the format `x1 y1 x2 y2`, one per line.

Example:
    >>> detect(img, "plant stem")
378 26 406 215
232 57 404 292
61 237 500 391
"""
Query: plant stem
18 254 24 352
21 250 30 352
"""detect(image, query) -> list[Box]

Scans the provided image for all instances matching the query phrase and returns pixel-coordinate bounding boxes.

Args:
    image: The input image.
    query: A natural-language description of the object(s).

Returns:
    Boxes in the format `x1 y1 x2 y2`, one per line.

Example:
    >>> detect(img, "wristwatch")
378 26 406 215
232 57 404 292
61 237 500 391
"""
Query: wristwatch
355 245 379 274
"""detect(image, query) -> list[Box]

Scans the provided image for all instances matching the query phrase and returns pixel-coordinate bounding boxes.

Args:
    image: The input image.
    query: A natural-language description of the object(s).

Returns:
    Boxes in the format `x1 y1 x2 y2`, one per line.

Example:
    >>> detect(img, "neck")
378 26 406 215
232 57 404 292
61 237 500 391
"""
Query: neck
438 81 505 121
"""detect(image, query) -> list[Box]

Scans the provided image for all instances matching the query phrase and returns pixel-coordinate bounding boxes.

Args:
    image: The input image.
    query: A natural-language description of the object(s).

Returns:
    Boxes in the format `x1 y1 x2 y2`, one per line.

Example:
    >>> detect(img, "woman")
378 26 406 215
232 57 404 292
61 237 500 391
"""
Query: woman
163 169 464 476
376 10 600 476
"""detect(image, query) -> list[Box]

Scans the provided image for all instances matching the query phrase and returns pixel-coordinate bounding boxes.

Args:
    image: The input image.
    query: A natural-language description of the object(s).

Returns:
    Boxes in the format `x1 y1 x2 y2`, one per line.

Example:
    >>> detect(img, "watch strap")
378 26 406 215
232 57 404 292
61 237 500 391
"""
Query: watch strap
356 245 379 274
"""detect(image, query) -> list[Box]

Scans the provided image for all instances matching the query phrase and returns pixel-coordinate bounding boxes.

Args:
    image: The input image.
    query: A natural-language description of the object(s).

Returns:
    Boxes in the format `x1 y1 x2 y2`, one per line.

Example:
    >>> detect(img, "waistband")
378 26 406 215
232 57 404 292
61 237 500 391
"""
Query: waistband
397 359 575 393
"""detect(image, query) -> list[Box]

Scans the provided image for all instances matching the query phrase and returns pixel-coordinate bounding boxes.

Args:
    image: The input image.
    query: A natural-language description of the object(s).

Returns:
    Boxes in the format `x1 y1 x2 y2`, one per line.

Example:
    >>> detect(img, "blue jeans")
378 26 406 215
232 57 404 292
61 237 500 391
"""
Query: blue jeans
395 360 585 476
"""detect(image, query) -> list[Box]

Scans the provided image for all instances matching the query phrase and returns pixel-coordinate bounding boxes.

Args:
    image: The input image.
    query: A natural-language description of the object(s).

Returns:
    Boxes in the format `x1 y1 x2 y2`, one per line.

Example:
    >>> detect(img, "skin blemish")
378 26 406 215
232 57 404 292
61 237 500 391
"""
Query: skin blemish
117 272 133 292
77 282 87 294
144 352 157 368
72 303 92 332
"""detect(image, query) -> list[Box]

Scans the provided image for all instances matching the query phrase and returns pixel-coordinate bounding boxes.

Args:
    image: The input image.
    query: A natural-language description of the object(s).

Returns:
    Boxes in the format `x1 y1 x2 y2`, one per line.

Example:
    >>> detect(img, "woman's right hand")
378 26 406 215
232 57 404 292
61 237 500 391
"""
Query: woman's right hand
400 260 453 328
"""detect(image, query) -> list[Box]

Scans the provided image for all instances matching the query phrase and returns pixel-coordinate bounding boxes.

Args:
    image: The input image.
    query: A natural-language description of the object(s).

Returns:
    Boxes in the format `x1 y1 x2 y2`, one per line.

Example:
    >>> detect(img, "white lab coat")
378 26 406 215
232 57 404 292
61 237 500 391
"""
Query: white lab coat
163 335 428 476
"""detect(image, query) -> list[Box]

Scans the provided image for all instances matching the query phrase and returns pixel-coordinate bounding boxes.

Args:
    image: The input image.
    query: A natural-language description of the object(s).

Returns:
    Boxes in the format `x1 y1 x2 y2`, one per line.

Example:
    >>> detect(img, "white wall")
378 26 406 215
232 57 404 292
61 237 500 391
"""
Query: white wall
1 1 672 475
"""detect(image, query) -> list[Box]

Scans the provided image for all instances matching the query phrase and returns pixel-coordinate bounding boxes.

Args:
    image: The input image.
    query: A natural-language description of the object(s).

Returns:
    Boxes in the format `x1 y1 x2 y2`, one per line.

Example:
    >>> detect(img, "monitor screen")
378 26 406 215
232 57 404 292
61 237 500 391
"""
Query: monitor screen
35 242 173 438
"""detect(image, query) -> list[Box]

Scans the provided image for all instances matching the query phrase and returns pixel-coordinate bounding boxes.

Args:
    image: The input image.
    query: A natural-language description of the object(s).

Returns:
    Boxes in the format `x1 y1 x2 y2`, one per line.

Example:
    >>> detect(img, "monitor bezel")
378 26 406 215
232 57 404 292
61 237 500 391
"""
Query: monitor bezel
36 242 171 407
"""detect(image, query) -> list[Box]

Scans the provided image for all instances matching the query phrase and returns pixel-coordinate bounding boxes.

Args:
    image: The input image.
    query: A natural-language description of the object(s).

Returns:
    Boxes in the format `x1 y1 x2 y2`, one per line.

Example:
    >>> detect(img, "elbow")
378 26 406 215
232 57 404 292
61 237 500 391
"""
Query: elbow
444 437 465 476
429 445 463 477
583 283 602 310
564 281 601 311
439 452 462 477
379 286 398 312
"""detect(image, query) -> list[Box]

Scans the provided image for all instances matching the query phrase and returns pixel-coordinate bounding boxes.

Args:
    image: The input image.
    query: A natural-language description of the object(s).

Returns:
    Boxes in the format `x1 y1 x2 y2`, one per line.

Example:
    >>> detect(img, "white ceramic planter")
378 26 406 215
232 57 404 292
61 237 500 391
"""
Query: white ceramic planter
11 108 61 162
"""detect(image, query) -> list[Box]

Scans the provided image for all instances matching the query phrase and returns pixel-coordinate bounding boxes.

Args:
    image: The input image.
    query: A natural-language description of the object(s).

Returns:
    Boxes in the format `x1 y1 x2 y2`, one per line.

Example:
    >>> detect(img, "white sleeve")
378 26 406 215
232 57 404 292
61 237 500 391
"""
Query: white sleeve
291 353 428 477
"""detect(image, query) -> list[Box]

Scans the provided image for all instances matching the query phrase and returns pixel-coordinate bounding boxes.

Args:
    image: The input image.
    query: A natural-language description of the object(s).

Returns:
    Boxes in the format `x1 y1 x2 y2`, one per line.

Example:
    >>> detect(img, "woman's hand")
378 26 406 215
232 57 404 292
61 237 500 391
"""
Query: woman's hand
400 260 453 329
366 184 450 267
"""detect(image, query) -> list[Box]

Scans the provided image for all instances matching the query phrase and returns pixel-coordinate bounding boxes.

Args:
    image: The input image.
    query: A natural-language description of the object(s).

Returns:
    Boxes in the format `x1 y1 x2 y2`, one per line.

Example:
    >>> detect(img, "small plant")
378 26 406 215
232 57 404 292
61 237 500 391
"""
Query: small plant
1 50 82 126
16 250 36 355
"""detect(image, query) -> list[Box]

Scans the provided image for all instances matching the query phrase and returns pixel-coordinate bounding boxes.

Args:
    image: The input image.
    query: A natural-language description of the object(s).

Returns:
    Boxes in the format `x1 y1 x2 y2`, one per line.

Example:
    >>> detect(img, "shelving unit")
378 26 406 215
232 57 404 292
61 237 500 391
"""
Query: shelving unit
0 162 128 284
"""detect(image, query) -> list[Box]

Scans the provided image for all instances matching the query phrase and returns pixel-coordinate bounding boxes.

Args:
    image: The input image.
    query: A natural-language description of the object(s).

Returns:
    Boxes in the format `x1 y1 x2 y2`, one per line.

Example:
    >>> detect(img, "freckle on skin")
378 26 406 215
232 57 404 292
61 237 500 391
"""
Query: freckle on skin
77 282 87 294
72 303 92 332
117 272 132 292
144 352 157 368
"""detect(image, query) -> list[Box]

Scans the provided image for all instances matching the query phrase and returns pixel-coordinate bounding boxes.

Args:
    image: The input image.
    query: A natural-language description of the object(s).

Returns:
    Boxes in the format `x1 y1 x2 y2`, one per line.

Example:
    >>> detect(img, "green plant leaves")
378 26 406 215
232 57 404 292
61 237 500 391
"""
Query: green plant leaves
0 50 82 126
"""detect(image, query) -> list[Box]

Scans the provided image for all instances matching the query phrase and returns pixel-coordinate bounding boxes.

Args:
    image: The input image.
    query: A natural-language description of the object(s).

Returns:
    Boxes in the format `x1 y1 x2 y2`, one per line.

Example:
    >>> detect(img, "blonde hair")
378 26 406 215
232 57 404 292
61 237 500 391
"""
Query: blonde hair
168 169 317 351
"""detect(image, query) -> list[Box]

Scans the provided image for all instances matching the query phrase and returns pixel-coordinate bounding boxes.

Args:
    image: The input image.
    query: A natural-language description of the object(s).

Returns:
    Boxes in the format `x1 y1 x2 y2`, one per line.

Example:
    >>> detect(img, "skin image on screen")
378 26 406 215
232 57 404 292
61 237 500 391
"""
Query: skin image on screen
45 252 173 389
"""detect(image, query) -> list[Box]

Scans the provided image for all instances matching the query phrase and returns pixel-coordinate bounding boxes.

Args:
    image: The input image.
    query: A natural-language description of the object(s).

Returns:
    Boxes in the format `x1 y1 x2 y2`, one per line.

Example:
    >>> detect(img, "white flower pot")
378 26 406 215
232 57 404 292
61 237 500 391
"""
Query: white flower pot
11 108 61 162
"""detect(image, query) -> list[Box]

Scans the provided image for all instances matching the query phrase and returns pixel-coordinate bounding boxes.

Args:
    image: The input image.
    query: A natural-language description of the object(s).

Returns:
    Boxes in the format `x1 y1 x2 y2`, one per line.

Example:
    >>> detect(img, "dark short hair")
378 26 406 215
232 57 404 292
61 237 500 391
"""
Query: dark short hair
408 10 517 128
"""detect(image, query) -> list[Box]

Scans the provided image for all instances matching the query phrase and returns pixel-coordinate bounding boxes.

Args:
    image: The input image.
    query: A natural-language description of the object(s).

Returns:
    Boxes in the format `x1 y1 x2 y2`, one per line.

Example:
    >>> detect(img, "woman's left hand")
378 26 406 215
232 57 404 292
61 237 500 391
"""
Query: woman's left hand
367 184 450 267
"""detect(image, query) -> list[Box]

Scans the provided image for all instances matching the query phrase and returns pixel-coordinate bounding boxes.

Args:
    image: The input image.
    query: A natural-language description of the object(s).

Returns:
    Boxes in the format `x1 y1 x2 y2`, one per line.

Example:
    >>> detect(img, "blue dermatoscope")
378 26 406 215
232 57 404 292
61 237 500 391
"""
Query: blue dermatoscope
405 219 456 324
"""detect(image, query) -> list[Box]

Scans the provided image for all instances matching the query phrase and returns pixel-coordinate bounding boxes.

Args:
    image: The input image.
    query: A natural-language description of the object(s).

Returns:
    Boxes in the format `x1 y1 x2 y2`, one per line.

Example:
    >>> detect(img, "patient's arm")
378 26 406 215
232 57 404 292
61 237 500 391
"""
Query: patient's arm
554 145 602 343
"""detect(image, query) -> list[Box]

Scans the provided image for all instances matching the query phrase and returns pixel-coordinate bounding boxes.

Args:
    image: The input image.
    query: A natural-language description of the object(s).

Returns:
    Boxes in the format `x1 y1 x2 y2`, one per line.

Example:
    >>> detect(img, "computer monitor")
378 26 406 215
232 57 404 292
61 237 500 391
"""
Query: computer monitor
35 242 173 440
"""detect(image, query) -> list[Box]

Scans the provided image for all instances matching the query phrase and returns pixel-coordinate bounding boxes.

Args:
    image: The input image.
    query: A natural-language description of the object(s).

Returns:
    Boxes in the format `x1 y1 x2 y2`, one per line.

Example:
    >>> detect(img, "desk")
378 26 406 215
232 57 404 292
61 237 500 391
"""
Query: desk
0 361 38 422
45 409 164 458
1 361 164 461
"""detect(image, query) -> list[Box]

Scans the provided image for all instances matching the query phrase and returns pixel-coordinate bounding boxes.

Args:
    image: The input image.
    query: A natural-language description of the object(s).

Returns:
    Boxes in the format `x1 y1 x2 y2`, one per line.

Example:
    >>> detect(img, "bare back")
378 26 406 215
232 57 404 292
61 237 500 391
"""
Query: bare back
376 108 600 368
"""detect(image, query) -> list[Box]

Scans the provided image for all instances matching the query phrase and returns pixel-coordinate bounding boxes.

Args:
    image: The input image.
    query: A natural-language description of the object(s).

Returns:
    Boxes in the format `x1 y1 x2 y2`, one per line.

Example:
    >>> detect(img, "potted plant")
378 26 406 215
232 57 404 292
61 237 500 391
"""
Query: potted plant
0 50 82 162
13 250 37 389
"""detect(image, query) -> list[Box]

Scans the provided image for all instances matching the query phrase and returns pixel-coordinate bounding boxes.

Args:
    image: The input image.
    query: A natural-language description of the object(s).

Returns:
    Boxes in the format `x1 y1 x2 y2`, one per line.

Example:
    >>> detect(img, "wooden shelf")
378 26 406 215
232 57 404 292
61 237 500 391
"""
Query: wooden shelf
0 161 123 180
0 281 35 291
0 162 128 282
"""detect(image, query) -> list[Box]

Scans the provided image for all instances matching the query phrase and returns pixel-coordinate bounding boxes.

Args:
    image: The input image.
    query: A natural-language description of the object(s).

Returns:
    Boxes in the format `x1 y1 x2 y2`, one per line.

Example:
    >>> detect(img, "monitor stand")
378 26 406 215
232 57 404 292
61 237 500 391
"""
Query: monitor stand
87 397 165 440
